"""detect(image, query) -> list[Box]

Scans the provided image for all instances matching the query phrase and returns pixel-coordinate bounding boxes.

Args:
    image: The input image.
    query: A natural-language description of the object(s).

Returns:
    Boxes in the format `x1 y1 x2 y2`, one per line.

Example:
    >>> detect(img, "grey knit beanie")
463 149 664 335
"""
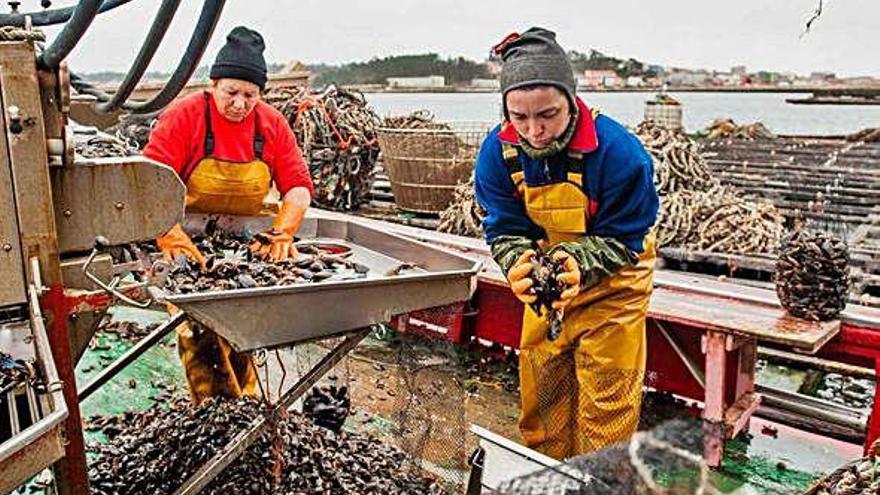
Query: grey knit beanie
496 27 576 117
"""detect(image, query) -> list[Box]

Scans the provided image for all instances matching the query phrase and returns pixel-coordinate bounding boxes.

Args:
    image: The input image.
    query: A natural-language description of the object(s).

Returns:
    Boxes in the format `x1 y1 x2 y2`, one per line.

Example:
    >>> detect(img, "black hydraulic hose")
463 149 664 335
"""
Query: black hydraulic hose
0 0 134 27
95 0 182 113
38 0 104 70
69 71 111 100
125 0 226 114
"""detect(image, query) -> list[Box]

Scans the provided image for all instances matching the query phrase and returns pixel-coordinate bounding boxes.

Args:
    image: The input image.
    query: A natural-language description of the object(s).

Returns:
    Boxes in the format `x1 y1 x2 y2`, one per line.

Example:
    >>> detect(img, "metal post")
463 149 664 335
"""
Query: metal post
464 447 485 495
701 331 727 468
41 285 90 494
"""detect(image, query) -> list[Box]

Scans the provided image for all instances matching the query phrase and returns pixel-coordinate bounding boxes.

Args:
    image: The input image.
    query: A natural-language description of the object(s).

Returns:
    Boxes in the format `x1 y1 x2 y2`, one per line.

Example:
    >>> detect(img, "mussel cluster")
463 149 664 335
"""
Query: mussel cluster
500 419 708 494
775 230 849 321
815 374 874 410
163 232 370 294
87 397 443 495
302 384 351 433
108 113 157 150
97 320 160 341
704 118 776 141
381 110 451 131
74 133 137 158
528 251 565 341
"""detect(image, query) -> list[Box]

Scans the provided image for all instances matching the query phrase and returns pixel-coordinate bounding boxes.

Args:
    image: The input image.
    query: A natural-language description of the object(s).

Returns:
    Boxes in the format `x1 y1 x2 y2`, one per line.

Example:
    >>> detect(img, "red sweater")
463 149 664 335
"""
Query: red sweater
144 92 314 196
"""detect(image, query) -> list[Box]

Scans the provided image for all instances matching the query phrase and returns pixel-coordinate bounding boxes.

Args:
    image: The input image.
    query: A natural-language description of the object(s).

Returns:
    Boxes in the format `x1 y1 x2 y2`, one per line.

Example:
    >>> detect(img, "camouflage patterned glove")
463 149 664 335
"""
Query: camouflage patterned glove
490 235 537 274
550 236 638 291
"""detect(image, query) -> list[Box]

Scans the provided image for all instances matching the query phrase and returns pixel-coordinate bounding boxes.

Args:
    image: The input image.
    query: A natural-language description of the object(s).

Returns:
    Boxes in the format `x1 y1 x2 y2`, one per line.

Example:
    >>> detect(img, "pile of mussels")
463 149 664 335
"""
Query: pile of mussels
809 457 880 495
87 397 443 495
163 231 370 294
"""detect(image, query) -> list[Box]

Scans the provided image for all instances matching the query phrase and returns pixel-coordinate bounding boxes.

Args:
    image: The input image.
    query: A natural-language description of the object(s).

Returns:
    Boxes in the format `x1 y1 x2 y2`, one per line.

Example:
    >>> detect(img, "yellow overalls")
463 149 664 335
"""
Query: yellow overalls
173 95 271 404
502 134 657 460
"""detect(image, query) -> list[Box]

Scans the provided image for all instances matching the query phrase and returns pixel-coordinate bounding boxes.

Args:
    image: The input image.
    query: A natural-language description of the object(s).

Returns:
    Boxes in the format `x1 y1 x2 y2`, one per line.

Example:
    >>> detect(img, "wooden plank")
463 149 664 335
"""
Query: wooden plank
702 332 727 422
724 392 762 439
649 286 839 353
659 247 776 273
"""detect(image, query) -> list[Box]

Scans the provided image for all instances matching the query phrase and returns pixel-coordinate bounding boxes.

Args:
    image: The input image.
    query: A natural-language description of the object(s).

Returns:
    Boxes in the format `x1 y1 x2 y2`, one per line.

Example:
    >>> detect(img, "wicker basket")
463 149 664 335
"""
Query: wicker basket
644 101 683 131
376 123 491 214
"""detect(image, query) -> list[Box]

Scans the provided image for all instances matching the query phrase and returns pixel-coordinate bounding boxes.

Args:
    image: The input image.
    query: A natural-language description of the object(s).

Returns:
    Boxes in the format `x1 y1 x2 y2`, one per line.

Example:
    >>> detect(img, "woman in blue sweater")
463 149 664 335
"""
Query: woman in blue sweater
474 27 659 459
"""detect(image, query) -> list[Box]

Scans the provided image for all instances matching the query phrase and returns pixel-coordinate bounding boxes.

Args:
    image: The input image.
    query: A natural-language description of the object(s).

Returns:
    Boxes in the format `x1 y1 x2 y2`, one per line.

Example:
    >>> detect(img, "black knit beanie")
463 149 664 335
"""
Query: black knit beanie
496 27 576 117
210 26 268 90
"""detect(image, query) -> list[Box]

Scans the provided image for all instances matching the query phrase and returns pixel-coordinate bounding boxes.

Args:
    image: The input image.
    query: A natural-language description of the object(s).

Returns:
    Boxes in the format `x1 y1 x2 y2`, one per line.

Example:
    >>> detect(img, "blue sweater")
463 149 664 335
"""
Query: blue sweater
474 114 659 253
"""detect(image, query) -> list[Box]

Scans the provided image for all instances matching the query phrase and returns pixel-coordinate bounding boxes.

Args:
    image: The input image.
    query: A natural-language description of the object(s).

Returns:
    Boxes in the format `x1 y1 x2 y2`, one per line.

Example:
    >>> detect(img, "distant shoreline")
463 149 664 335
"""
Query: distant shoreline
347 85 866 95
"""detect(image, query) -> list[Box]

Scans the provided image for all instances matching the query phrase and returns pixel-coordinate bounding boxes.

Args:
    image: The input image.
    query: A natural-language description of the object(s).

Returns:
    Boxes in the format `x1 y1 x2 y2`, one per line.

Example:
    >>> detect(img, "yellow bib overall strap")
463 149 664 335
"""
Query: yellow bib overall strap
183 94 272 216
501 143 592 246
503 134 657 459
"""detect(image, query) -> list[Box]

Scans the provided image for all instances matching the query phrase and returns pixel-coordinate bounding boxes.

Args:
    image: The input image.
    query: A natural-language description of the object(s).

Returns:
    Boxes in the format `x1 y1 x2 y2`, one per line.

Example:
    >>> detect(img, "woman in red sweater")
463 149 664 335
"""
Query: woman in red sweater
144 26 314 404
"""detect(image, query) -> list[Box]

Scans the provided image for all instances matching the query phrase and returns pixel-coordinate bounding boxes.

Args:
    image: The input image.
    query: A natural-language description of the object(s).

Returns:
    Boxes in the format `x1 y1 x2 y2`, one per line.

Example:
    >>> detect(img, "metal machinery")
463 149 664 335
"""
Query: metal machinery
0 3 486 495
0 1 225 492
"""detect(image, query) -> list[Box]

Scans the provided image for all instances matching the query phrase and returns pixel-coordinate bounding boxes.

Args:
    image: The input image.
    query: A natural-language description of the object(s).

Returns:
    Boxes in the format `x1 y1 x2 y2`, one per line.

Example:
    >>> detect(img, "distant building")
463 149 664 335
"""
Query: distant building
665 70 711 87
731 65 747 76
810 71 837 82
843 76 879 87
279 60 307 74
469 78 500 89
779 72 798 83
386 75 445 89
712 72 741 86
625 76 645 88
580 70 620 88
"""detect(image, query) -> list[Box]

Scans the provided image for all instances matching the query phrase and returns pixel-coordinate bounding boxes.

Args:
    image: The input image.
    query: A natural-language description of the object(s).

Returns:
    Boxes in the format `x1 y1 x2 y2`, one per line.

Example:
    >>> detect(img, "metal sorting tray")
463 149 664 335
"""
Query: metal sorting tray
0 291 67 494
155 214 481 352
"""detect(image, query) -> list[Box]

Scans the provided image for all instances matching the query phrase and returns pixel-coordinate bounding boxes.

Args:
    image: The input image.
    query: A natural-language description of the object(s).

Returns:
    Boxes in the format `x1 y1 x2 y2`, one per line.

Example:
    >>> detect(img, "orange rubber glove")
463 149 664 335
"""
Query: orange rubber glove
250 200 306 262
551 250 581 310
507 249 538 305
156 223 206 268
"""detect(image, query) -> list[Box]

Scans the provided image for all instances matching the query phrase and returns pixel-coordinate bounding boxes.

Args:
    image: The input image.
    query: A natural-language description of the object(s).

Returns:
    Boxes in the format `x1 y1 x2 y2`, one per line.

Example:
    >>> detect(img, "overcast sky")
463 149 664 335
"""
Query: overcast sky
46 0 878 77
